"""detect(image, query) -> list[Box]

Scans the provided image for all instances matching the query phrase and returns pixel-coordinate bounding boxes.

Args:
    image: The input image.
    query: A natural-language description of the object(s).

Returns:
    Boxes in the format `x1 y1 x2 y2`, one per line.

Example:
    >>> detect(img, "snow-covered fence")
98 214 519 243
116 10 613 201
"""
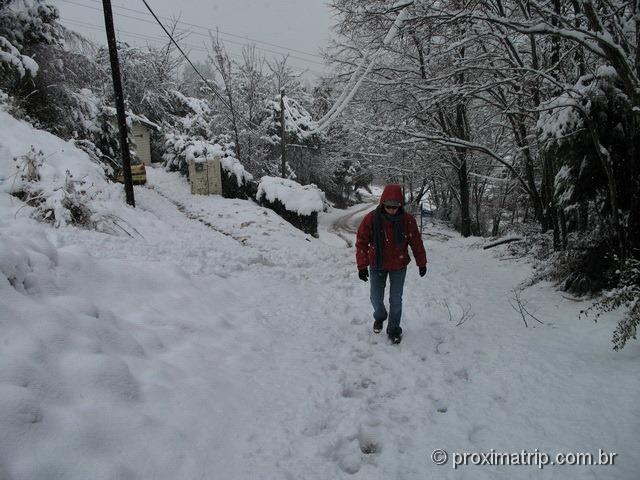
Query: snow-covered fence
256 177 325 237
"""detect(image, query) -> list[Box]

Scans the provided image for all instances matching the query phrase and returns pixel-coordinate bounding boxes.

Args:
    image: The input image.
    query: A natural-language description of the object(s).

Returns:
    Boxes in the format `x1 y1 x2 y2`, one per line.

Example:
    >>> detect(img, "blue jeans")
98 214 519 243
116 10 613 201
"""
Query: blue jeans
369 267 407 335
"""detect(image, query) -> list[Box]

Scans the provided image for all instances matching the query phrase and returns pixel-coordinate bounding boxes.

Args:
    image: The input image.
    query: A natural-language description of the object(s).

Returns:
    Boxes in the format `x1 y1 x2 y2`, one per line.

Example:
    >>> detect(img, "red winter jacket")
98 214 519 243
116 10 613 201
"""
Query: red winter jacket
356 185 427 271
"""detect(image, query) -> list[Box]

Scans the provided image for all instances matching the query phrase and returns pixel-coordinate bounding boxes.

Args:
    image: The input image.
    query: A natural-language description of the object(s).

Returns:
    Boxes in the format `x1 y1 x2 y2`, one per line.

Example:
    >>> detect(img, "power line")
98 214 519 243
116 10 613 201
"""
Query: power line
57 0 326 63
63 18 267 66
63 18 206 49
61 17 324 76
58 0 325 67
139 0 262 133
64 14 261 132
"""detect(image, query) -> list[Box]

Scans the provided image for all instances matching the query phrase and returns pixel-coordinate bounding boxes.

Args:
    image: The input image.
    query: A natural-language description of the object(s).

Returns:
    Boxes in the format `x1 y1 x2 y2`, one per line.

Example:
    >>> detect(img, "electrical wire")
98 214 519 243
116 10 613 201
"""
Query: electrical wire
63 18 267 66
64 0 413 154
60 16 325 76
57 0 325 63
139 0 262 132
63 18 206 50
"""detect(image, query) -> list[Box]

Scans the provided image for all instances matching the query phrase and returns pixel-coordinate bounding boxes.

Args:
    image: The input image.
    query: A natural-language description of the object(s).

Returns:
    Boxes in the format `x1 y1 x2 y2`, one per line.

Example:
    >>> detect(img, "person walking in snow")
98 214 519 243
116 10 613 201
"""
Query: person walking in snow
355 184 427 344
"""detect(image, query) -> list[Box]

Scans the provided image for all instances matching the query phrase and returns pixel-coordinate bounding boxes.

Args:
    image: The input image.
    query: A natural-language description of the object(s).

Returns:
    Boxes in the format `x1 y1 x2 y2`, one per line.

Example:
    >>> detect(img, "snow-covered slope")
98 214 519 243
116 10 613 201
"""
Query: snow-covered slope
1 112 639 479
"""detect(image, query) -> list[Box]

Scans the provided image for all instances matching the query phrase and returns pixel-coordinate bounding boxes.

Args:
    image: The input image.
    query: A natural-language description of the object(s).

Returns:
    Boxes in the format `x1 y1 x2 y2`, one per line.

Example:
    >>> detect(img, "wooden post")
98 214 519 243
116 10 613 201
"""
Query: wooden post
280 87 287 178
102 0 135 207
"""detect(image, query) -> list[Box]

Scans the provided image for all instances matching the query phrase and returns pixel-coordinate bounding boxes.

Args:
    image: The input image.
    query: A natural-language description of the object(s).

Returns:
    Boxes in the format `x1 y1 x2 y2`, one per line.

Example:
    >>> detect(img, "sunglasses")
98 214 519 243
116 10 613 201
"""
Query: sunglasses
384 204 400 210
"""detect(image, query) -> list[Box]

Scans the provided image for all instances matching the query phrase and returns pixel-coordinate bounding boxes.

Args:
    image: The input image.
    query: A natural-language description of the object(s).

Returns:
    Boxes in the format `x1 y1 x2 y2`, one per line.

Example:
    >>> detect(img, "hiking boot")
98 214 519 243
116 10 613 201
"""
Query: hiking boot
373 317 385 333
387 326 402 344
388 332 402 344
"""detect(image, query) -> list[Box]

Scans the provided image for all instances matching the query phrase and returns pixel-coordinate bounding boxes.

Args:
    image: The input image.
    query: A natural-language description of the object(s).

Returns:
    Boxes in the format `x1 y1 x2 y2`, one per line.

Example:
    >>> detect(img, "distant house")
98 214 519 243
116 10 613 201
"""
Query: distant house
130 121 153 165
108 110 160 166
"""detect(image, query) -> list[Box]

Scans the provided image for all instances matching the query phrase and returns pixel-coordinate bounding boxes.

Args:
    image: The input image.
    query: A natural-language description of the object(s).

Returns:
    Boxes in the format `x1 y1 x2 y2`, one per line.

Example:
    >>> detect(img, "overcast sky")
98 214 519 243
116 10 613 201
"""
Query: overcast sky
52 0 334 78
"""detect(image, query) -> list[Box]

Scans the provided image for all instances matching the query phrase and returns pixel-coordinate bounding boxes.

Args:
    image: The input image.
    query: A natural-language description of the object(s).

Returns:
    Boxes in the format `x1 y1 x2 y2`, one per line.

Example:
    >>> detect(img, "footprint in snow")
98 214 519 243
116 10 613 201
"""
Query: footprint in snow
429 395 448 414
435 338 450 355
467 424 490 443
328 427 383 474
340 376 375 399
454 368 470 382
357 428 382 455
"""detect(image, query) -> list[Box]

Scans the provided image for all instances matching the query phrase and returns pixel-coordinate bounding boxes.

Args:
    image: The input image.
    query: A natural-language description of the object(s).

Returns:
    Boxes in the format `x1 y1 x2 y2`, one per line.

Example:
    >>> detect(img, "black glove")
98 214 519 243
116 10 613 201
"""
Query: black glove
419 266 427 277
358 269 369 282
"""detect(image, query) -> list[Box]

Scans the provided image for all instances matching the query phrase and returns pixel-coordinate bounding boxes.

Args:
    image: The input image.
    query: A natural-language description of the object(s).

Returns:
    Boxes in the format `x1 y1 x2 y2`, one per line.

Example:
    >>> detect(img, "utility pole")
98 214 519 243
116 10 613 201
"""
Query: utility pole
102 0 135 207
280 87 286 178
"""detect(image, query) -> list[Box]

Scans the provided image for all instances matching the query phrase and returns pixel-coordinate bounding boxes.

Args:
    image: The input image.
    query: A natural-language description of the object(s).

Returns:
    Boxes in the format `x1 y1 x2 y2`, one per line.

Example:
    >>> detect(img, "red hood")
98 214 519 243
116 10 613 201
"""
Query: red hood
379 184 403 205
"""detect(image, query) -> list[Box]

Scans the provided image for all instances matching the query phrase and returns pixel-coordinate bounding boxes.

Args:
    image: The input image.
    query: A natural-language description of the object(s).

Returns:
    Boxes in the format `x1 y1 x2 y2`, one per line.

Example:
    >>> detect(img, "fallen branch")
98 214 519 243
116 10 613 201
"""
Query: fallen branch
483 237 523 249
457 303 475 326
443 299 475 326
561 294 584 302
509 288 545 327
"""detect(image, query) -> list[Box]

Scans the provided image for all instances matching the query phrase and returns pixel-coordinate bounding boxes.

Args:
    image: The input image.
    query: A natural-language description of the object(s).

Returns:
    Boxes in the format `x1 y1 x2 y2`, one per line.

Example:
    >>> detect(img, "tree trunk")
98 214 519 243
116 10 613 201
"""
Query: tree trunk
558 209 568 250
585 118 626 258
492 214 501 236
517 122 544 223
457 153 471 237
626 122 638 260
431 178 440 210
579 201 589 231
541 151 556 233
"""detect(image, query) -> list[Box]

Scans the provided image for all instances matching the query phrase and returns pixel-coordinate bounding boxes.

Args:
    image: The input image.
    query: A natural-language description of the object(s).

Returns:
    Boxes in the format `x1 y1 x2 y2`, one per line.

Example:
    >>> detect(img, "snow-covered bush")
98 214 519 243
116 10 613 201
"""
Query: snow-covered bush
219 155 256 200
0 35 38 82
256 176 325 236
581 258 640 351
537 66 640 344
539 67 633 217
168 89 214 138
162 134 230 176
257 176 325 215
0 0 61 88
11 146 94 227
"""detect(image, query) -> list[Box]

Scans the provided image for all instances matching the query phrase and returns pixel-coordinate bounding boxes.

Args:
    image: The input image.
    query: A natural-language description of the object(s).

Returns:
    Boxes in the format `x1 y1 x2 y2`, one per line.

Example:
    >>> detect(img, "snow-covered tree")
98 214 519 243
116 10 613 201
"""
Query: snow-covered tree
0 0 62 87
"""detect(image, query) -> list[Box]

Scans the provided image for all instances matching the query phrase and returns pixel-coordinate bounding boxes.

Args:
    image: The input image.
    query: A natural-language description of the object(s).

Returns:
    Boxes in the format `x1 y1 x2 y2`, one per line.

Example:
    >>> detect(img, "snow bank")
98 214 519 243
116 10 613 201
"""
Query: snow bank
256 176 324 215
0 110 111 227
0 111 107 195
0 219 230 479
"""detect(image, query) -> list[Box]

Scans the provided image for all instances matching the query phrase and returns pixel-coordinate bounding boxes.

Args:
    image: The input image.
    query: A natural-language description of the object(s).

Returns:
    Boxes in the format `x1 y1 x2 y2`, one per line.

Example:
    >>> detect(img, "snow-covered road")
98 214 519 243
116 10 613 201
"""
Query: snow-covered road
1 166 638 480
